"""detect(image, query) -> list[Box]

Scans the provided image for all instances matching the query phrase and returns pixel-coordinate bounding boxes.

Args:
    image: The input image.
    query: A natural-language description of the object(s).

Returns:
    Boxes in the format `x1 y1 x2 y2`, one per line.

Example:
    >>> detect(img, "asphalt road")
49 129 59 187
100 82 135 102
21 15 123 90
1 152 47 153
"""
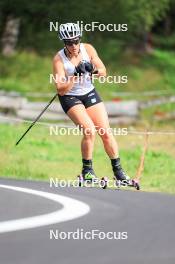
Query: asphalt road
0 178 175 264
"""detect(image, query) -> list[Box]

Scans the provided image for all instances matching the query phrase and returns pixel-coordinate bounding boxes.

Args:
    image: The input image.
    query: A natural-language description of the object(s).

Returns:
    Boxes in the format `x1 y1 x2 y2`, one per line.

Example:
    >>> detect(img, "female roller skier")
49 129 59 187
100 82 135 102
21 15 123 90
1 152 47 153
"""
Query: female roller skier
53 23 130 184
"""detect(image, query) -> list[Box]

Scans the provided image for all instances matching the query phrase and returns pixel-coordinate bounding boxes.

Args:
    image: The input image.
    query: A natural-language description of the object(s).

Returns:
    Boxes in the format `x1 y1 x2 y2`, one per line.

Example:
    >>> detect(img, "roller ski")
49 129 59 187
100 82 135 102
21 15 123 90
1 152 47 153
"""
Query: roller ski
77 159 108 189
77 168 108 189
77 158 140 190
114 177 140 190
112 158 140 191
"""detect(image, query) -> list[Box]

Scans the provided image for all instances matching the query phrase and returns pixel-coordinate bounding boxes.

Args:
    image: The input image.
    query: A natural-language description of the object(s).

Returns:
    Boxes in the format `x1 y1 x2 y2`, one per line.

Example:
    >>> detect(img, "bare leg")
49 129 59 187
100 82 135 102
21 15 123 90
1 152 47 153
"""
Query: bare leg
86 102 119 158
86 102 129 180
67 104 96 160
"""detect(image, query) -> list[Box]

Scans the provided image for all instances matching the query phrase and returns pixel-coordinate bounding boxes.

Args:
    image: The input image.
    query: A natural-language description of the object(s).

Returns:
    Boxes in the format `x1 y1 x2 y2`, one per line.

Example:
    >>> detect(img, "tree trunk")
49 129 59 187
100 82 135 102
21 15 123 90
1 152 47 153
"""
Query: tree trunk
1 15 20 56
164 16 171 36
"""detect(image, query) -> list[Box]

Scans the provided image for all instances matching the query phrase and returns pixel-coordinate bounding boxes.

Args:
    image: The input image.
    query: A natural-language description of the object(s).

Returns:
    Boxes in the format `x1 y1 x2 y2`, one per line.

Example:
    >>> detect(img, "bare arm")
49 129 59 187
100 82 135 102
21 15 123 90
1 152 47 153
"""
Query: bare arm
53 55 77 96
85 43 106 77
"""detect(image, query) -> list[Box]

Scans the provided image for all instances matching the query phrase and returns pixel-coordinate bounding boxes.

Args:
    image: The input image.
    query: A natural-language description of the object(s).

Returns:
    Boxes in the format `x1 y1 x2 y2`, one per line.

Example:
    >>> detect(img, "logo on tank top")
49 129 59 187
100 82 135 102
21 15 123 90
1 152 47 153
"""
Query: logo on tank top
91 98 96 103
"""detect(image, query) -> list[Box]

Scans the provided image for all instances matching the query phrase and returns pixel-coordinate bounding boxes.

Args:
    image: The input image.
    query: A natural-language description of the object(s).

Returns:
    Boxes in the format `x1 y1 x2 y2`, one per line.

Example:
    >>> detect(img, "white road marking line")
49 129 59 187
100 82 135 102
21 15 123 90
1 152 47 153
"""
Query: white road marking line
0 184 90 233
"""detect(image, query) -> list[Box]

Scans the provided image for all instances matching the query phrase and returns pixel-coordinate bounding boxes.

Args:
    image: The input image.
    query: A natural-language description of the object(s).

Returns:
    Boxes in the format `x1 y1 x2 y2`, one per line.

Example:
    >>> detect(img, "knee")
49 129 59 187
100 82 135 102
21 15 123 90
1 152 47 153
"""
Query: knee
83 126 96 141
99 129 113 142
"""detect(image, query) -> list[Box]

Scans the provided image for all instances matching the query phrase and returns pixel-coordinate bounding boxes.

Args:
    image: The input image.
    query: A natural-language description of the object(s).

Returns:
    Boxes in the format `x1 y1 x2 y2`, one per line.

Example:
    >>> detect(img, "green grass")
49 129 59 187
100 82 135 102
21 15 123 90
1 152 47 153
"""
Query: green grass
0 123 175 194
0 52 52 94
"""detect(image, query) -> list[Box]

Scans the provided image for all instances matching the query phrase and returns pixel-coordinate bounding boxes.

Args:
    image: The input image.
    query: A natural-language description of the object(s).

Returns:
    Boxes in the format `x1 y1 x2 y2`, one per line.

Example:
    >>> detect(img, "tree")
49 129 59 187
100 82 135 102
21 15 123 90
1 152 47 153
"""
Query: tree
0 0 172 54
1 15 20 56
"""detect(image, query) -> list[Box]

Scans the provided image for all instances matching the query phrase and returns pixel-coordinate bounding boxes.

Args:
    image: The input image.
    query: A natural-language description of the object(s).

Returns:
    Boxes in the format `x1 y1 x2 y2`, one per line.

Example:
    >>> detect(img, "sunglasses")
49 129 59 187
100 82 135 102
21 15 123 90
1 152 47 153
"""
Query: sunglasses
64 38 80 46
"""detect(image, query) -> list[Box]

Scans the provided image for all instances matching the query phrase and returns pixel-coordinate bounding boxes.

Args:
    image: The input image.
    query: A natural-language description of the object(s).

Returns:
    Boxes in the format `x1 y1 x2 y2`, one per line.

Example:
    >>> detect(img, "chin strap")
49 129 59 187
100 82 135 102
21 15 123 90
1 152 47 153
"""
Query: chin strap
64 45 80 58
64 46 71 56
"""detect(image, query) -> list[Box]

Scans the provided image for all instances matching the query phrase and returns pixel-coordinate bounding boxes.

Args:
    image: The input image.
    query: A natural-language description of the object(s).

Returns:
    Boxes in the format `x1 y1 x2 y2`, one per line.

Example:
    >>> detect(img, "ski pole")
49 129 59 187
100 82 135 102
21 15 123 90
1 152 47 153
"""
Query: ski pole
134 131 149 181
15 93 58 146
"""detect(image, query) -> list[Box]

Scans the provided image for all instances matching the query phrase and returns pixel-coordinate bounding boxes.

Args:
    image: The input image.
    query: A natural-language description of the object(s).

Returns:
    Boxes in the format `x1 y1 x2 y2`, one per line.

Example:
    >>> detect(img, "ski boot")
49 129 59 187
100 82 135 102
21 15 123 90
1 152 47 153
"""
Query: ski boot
114 168 140 190
78 167 98 187
114 167 131 187
111 158 140 190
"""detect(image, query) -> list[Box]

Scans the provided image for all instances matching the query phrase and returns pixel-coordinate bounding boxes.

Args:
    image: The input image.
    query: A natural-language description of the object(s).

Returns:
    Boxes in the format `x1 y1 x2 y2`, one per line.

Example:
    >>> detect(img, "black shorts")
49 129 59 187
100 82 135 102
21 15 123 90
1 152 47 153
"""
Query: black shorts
58 89 102 113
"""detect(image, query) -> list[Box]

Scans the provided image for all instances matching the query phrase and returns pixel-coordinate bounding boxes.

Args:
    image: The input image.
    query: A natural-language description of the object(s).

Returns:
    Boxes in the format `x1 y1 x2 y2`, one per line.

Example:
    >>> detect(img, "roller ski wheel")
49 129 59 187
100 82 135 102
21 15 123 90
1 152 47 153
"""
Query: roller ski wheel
77 173 98 187
77 174 84 187
100 177 108 189
131 179 140 190
77 174 108 189
115 177 140 191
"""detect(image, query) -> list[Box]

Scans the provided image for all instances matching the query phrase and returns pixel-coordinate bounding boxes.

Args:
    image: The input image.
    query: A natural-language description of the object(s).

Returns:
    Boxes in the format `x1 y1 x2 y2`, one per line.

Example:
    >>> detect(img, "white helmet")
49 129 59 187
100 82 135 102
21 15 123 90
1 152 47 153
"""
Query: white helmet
59 23 81 40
